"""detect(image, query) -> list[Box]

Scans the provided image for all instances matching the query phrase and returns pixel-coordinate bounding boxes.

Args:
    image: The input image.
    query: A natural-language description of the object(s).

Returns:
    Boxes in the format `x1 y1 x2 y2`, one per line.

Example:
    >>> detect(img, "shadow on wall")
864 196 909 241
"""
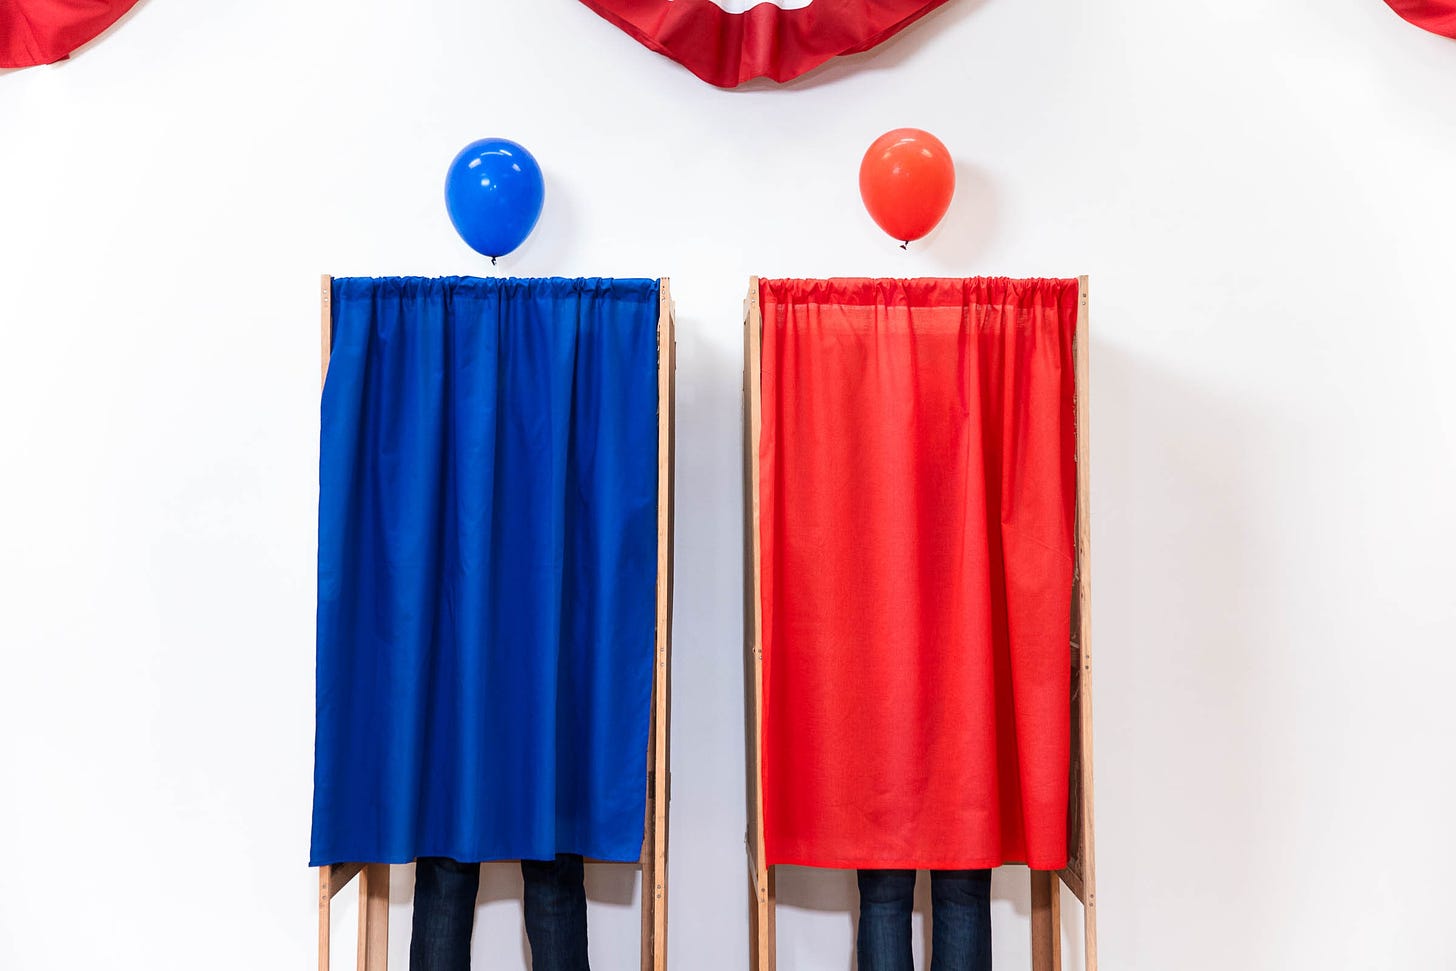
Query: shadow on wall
1090 334 1281 963
489 160 579 270
774 866 858 970
776 864 1030 969
923 158 999 270
383 863 533 965
731 0 996 93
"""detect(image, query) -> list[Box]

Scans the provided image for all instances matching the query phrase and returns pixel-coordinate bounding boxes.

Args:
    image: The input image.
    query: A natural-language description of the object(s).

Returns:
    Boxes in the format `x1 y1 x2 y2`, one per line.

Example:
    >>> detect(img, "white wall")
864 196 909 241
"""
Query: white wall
3 0 1455 968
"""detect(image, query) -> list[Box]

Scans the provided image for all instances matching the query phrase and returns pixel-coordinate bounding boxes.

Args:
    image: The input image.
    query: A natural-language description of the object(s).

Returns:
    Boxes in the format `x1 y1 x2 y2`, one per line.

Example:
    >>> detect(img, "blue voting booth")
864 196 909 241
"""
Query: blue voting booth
311 276 674 971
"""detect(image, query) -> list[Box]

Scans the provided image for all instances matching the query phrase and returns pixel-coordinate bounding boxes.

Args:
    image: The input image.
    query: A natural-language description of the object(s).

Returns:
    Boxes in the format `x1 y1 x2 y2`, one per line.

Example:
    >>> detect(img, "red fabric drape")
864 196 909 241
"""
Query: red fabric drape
1384 0 1456 37
759 277 1078 870
1 0 140 68
578 0 953 88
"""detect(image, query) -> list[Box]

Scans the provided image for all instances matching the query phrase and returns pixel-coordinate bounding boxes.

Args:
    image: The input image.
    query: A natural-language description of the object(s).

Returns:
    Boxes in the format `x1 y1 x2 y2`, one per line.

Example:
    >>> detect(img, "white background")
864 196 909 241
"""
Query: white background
3 1 1455 968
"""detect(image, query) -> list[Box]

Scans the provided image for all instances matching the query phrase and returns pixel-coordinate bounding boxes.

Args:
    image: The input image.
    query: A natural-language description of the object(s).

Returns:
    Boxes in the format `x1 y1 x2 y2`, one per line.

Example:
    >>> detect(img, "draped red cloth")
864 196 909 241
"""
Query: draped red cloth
578 0 952 87
1384 0 1456 37
1 0 139 68
758 277 1078 870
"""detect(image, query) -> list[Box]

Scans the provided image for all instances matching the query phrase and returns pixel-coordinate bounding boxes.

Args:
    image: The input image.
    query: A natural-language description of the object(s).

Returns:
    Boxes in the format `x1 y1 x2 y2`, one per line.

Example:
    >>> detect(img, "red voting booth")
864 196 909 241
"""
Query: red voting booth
743 277 1098 970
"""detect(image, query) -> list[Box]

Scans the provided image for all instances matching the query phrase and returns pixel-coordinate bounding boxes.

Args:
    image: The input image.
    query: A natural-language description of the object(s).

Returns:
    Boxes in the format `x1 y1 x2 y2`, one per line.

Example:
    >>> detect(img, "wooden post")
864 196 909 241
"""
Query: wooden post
318 276 391 971
641 725 657 971
320 275 332 386
1030 871 1062 971
640 278 675 971
1033 275 1098 971
743 279 774 971
358 864 390 971
318 867 331 971
317 275 341 971
1070 275 1097 970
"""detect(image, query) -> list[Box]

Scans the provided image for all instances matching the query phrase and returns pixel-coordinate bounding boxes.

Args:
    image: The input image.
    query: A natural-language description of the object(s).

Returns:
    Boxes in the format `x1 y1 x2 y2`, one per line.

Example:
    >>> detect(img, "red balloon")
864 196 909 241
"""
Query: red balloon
859 129 956 245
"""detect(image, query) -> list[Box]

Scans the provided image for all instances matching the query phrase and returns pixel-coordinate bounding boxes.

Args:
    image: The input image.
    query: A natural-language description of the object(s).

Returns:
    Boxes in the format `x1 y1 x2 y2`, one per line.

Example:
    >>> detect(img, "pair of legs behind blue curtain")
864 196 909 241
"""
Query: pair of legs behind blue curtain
410 855 589 971
857 869 992 971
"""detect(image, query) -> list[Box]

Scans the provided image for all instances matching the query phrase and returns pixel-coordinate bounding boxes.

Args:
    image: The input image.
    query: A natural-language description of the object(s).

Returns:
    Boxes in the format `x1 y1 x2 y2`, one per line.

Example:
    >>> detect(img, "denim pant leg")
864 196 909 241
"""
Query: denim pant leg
410 857 480 971
521 853 590 971
856 869 916 971
929 869 992 971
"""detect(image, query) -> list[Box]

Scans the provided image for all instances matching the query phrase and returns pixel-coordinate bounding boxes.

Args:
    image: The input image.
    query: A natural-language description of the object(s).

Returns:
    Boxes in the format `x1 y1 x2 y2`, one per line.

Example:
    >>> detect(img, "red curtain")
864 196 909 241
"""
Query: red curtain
758 277 1078 870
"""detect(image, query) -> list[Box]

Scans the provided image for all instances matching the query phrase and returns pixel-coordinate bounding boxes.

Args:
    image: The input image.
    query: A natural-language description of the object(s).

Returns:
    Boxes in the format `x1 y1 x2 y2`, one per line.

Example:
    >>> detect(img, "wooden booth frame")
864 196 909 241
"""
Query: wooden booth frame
315 276 676 971
741 276 1097 971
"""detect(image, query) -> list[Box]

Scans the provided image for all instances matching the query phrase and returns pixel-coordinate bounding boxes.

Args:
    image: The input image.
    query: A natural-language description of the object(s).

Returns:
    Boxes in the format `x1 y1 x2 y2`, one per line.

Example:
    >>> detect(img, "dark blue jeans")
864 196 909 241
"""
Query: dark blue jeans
857 869 992 971
409 855 589 971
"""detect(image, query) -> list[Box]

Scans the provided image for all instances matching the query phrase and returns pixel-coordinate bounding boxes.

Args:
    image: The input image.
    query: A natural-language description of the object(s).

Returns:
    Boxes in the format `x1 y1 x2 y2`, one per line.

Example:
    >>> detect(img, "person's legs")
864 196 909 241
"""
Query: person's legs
521 853 590 971
856 869 916 971
928 869 992 971
410 857 480 971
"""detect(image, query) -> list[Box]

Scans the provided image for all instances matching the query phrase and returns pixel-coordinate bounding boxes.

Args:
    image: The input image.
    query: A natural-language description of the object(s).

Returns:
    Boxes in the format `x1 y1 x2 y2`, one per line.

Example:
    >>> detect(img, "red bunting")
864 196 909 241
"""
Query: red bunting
579 0 953 87
1 0 140 68
1384 0 1456 37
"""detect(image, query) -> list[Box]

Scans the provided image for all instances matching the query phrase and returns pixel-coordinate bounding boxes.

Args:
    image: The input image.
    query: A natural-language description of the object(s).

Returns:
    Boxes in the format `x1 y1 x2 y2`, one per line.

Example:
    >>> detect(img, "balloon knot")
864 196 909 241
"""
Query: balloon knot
900 241 909 251
491 256 498 266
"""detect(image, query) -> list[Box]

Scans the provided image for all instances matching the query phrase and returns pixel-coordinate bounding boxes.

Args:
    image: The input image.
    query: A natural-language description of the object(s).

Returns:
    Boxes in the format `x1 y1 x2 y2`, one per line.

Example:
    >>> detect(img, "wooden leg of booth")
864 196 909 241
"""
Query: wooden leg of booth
319 868 332 971
640 661 670 970
1030 870 1061 971
1082 887 1097 971
748 863 775 971
649 805 668 971
357 864 389 971
320 864 367 971
641 771 657 971
765 867 775 971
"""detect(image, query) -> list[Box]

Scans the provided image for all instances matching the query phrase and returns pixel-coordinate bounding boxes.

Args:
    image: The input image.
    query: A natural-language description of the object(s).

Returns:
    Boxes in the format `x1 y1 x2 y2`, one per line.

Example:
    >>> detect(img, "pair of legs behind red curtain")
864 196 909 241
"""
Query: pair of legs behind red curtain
857 869 992 971
410 855 589 971
410 859 988 970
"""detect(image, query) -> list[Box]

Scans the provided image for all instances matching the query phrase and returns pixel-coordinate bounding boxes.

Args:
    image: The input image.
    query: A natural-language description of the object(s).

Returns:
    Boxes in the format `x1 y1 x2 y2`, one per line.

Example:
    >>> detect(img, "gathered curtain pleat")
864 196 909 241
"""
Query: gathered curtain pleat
759 277 1078 870
310 276 660 866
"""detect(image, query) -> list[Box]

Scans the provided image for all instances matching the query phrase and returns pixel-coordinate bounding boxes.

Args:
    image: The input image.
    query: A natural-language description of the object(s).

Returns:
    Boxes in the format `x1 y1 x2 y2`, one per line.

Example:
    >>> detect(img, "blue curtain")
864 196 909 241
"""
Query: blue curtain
310 277 660 866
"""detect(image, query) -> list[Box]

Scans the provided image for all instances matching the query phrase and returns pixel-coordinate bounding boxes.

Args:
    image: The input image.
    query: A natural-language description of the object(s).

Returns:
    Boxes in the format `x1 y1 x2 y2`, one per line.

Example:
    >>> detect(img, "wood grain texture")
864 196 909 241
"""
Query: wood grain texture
1056 859 1084 904
316 276 339 971
743 279 774 971
746 859 776 971
759 866 777 971
358 864 389 971
320 275 332 387
1030 870 1062 971
1072 275 1098 971
318 868 331 971
1052 870 1062 965
647 278 675 971
641 708 657 971
326 862 363 900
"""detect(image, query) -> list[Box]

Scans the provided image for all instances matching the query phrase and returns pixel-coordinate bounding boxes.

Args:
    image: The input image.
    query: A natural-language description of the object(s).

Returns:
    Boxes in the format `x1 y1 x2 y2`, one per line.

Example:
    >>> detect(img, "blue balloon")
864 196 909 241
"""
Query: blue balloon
444 138 544 262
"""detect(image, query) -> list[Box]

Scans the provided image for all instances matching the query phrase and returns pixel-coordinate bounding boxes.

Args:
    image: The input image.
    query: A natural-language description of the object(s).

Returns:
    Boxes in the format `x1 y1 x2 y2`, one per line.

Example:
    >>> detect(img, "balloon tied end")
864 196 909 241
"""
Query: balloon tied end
900 241 909 251
490 256 498 267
